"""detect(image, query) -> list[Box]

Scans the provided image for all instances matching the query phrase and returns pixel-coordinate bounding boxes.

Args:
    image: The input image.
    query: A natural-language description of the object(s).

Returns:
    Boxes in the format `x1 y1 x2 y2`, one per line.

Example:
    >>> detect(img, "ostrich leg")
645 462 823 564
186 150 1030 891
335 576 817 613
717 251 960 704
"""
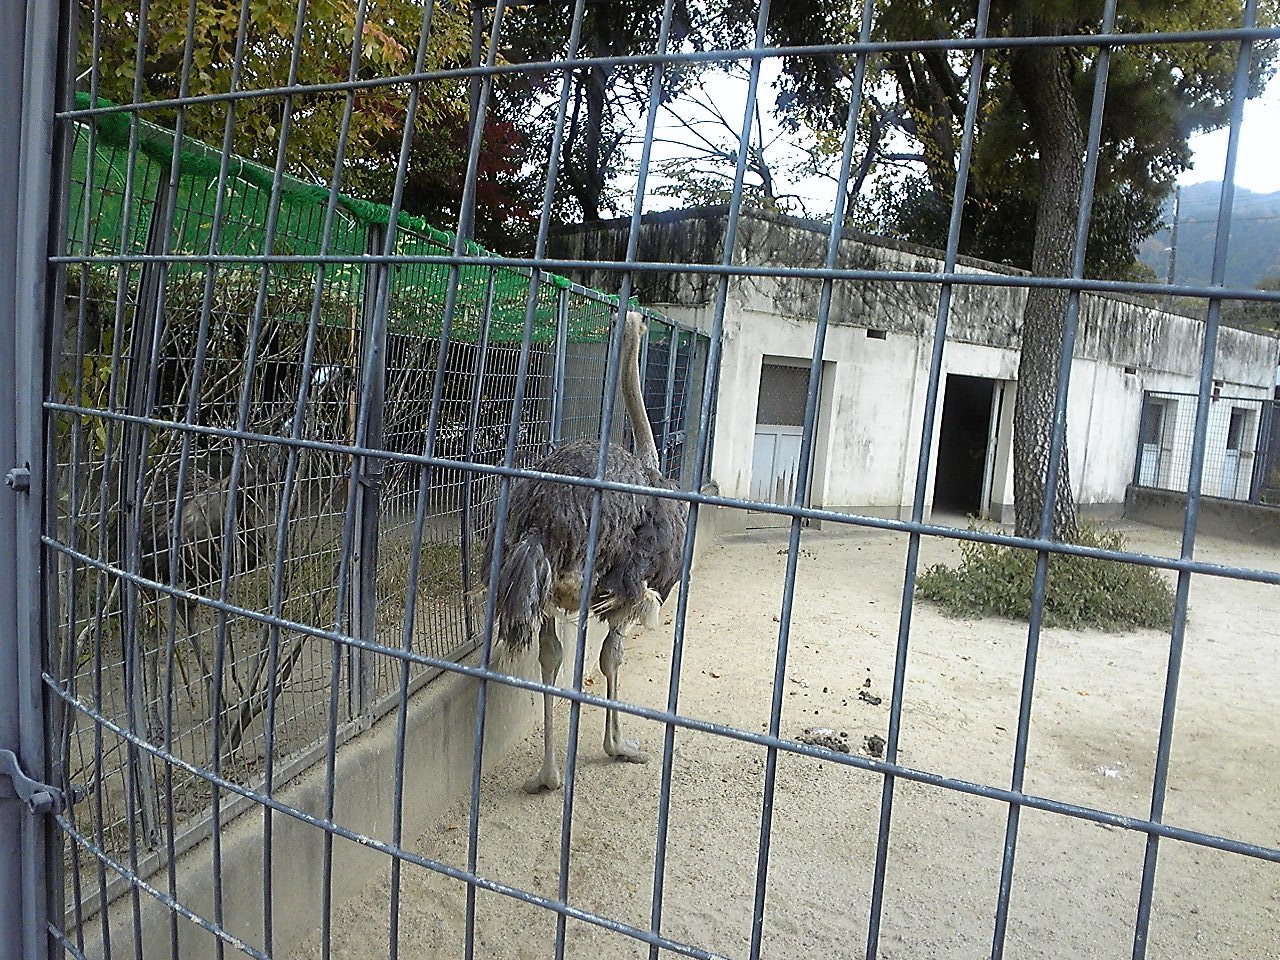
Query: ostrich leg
600 625 648 764
524 615 565 793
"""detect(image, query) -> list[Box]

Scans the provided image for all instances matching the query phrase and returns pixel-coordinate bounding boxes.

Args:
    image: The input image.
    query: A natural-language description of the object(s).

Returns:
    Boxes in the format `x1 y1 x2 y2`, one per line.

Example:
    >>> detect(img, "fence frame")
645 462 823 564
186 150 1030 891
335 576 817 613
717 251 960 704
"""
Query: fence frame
11 1 1280 959
2 1 70 959
32 91 713 930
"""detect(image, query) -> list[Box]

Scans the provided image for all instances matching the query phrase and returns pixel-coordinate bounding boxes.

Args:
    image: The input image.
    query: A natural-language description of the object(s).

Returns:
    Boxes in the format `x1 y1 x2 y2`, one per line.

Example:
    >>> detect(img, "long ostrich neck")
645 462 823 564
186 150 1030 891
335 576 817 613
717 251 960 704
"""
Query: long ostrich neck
621 312 658 470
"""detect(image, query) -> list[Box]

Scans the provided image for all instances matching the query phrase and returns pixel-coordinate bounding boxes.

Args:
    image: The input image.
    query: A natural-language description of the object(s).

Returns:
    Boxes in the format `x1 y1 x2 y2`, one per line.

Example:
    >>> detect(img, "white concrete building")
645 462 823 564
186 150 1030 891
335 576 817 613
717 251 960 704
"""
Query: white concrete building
554 208 1280 524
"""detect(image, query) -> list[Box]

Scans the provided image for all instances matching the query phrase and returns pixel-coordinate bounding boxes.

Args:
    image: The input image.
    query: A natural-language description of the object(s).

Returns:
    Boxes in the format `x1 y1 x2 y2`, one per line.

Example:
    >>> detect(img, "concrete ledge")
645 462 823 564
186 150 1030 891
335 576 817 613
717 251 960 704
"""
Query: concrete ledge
1080 501 1126 523
81 630 606 960
1124 485 1280 545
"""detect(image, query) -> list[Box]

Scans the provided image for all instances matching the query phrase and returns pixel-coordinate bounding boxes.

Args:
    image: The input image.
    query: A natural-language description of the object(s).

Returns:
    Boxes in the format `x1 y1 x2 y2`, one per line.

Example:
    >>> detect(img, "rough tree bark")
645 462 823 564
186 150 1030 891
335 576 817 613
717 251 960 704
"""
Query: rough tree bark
564 63 609 222
1010 20 1082 542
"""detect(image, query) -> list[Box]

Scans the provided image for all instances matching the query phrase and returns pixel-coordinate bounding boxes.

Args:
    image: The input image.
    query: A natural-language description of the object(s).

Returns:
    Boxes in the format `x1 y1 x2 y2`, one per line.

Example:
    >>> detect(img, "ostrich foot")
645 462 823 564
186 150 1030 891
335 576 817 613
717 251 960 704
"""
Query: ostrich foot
523 760 563 793
604 733 648 764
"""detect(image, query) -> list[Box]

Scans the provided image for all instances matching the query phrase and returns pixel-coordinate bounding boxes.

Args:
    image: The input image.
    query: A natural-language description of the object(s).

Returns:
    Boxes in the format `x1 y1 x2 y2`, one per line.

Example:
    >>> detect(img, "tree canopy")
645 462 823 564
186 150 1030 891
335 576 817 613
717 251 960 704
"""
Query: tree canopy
764 0 1276 279
81 0 543 250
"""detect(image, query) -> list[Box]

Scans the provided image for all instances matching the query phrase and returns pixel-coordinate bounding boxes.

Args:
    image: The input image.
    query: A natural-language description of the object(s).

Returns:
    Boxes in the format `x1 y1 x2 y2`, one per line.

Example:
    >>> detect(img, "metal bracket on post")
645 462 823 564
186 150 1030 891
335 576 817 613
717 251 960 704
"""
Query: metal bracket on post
0 749 63 816
5 466 31 492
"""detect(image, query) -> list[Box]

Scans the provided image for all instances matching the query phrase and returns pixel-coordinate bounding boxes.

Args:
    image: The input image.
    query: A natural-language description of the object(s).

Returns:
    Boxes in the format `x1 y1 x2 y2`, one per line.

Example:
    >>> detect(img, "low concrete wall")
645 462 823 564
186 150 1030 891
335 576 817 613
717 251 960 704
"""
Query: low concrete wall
1124 485 1280 545
82 488 720 959
81 633 603 960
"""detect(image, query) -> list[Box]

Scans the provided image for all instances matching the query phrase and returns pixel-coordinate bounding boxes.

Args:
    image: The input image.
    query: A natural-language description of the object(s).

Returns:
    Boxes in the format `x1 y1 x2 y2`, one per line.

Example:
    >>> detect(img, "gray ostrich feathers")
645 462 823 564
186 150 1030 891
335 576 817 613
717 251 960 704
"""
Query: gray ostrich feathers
484 311 688 792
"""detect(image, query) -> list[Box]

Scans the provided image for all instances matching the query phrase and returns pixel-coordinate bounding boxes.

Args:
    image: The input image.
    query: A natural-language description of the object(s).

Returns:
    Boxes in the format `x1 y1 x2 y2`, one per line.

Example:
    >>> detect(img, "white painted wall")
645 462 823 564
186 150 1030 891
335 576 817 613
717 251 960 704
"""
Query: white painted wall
567 210 1280 519
666 290 1275 520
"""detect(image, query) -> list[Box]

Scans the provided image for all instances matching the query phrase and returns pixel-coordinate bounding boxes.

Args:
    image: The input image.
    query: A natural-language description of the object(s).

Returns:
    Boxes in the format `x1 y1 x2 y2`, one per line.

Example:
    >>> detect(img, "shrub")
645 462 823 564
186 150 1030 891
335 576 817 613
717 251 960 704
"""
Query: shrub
917 526 1177 631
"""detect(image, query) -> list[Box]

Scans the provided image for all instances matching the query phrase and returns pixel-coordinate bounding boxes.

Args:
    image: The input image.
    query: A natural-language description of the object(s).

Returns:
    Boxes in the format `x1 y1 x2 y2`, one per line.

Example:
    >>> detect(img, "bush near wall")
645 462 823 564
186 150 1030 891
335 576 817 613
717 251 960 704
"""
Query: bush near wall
918 527 1177 631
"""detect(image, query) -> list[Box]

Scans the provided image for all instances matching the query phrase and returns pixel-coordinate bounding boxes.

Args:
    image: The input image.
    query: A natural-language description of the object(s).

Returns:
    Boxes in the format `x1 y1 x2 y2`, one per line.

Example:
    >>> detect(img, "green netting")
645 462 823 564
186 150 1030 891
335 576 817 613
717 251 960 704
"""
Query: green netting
66 93 633 343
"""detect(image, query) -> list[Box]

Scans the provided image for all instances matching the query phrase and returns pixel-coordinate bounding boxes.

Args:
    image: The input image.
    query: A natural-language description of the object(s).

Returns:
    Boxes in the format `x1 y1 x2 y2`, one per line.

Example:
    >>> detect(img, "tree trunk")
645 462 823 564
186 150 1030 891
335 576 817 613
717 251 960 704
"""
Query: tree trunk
580 62 607 221
1010 23 1082 542
562 68 606 223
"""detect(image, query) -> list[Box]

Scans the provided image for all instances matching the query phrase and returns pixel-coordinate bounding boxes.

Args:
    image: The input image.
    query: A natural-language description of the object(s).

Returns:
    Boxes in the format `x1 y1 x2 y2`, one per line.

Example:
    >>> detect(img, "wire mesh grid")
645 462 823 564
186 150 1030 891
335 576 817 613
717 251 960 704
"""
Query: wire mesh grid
1134 389 1279 502
5 0 1278 959
38 17 709 945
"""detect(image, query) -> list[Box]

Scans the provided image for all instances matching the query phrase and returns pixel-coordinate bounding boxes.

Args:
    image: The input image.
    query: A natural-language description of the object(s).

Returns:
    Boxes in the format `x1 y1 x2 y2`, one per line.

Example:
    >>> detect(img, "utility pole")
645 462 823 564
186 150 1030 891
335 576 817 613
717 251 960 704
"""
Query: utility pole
1167 185 1181 285
1164 184 1181 314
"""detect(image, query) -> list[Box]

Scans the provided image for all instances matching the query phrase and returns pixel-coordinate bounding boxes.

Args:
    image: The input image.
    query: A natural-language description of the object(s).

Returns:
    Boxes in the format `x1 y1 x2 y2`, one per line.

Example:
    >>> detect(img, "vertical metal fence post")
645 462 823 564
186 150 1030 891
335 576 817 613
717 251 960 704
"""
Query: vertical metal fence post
696 336 717 492
1134 8 1258 953
550 285 569 447
460 265 498 641
660 326 678 475
116 171 171 853
0 24 29 954
350 224 388 721
1250 398 1273 502
1 0 65 957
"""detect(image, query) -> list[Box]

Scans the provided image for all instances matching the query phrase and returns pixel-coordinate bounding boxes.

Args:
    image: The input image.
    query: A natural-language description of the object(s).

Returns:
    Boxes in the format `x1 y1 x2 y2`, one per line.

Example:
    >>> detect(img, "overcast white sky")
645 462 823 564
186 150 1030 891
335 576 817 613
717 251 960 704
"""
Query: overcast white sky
637 66 1280 219
1180 78 1280 194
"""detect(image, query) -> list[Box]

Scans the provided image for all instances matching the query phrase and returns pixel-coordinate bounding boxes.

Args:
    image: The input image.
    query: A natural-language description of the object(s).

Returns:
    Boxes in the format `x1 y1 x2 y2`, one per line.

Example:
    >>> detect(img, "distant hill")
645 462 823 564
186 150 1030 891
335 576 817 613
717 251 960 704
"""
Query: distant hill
1138 181 1280 290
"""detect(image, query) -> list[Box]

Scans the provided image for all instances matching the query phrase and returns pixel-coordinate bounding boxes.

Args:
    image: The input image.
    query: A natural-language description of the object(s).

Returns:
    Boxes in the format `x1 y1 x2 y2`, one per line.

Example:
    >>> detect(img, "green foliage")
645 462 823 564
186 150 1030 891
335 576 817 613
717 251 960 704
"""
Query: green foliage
80 1 545 244
84 0 474 172
763 0 1279 278
917 526 1177 631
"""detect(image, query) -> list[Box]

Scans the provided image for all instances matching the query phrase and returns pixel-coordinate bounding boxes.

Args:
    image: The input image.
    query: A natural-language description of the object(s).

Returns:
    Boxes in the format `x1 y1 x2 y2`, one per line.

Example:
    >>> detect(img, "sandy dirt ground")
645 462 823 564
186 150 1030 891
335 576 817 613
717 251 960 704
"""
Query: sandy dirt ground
295 520 1279 960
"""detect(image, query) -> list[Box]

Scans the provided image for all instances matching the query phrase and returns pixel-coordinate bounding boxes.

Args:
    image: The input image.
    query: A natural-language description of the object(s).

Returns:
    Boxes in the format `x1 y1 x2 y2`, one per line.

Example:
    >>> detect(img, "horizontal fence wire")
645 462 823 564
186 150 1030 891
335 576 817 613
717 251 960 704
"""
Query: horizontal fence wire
45 43 709 938
18 1 1279 960
50 26 1280 124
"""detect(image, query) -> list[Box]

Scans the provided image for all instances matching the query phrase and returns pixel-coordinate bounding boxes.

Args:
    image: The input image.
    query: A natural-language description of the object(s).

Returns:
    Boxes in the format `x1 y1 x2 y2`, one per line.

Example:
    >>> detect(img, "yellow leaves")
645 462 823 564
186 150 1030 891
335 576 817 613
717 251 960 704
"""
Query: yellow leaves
361 20 411 69
85 0 479 190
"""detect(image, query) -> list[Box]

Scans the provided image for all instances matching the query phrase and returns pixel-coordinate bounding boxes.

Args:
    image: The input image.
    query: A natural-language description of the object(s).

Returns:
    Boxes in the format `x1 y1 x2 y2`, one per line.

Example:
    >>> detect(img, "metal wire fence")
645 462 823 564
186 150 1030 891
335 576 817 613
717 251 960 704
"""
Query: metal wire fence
1135 389 1280 504
24 34 708 945
2 1 1280 959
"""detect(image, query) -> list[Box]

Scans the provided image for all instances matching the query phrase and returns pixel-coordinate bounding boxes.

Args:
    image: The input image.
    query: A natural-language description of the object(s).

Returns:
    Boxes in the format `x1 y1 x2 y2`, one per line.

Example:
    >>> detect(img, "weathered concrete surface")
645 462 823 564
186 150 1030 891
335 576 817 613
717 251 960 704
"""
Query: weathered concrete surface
80 501 723 960
552 208 1280 519
553 207 1277 382
1124 485 1280 546
80 637 586 960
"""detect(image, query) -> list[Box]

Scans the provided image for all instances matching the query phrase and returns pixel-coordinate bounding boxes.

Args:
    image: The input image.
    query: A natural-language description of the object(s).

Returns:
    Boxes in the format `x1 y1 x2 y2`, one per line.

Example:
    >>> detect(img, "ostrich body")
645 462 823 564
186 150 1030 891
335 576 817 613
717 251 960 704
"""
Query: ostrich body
486 312 687 793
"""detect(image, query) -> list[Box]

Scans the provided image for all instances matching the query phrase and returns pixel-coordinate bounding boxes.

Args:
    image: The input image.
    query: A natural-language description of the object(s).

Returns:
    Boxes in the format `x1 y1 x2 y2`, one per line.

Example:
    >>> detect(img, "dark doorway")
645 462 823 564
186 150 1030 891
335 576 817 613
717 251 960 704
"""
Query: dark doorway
934 374 996 514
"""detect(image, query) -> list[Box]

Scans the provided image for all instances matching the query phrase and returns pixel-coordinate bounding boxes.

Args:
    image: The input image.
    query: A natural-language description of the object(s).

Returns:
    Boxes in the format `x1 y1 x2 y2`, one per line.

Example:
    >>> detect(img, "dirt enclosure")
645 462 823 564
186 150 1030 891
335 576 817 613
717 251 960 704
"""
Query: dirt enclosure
295 521 1279 960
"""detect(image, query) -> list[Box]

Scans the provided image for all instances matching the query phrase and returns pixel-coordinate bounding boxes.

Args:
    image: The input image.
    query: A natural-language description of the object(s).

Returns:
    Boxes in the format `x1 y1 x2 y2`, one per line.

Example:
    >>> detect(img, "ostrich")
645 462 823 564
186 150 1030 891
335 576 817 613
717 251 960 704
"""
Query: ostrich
485 311 687 793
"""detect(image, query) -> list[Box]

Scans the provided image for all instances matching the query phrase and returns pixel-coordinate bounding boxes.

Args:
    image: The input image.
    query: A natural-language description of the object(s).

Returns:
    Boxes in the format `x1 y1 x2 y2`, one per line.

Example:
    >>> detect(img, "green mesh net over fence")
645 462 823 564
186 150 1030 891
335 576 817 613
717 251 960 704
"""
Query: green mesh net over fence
66 93 628 343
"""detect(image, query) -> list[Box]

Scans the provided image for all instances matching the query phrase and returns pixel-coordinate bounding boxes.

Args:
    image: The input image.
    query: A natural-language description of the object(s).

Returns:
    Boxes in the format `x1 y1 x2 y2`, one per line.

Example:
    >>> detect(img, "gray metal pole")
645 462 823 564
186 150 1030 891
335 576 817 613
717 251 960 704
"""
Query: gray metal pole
660 326 678 475
1 1 67 958
350 225 389 720
550 286 569 447
117 172 171 852
1250 398 1273 503
460 266 498 639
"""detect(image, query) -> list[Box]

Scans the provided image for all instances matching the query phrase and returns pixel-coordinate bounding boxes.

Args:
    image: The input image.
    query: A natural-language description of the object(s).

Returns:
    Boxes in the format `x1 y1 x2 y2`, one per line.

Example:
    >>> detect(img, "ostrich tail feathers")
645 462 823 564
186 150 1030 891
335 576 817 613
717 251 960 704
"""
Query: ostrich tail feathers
495 535 552 651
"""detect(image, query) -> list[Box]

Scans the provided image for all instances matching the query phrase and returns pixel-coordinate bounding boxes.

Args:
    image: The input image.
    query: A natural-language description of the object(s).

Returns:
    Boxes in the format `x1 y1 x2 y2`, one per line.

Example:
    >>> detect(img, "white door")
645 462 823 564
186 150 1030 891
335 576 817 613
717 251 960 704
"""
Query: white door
1138 399 1168 487
751 425 804 511
1220 408 1248 499
750 359 819 529
1221 450 1240 498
